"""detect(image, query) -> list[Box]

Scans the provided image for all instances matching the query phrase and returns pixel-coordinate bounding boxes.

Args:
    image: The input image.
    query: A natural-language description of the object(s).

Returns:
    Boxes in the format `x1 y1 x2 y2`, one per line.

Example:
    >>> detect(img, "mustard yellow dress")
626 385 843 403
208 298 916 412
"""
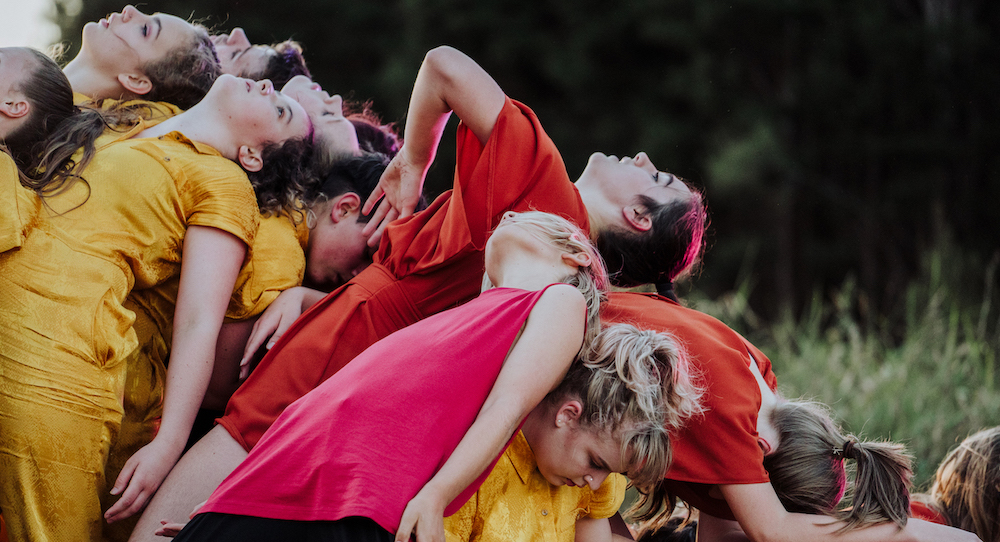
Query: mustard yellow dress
0 132 258 542
444 431 626 542
102 214 307 542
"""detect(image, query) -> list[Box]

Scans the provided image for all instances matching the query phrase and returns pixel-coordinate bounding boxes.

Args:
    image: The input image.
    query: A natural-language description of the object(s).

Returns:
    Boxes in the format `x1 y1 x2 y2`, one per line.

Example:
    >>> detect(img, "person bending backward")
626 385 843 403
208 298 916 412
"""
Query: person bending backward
165 210 603 542
909 426 1000 542
0 47 75 173
443 324 704 542
601 291 981 542
131 45 704 540
211 27 310 88
62 5 219 108
1 47 74 254
0 73 312 542
101 73 396 535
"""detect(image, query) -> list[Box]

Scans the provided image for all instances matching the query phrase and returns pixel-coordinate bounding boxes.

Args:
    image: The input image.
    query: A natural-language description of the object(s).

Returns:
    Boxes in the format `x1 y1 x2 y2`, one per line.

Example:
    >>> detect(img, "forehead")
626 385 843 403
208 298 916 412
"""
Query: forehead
233 46 275 78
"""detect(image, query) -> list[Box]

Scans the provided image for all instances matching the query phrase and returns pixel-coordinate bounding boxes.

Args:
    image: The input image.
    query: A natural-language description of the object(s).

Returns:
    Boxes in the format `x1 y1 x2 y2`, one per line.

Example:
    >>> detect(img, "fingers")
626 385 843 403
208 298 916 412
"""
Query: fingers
362 184 385 216
104 476 152 523
363 197 392 240
242 318 277 364
366 207 399 248
395 512 417 542
155 520 185 537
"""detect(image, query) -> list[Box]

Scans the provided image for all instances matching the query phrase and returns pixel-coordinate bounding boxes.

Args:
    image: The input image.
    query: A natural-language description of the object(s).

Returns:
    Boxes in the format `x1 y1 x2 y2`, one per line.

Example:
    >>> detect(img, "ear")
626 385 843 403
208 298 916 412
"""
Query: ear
116 73 153 96
561 251 592 269
330 192 362 223
623 205 652 232
0 99 30 119
237 145 264 172
554 400 584 428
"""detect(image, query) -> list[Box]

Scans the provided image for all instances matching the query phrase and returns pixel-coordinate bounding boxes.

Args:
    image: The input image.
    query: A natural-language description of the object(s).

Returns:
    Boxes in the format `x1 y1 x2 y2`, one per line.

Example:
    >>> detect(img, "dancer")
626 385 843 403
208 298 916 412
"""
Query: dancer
211 28 309 88
0 74 311 542
132 45 703 540
910 426 1000 542
170 211 608 541
444 324 702 542
602 290 980 542
63 5 219 108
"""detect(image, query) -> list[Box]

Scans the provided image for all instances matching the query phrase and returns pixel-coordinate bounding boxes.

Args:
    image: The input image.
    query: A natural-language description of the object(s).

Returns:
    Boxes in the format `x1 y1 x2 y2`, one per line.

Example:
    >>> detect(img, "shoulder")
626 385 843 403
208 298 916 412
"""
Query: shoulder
536 284 586 312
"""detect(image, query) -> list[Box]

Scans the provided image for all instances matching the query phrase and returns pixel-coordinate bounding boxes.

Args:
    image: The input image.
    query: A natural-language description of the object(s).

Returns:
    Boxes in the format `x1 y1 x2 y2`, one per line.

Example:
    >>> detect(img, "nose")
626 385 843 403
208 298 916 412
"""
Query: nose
121 5 137 21
228 27 251 47
258 80 274 94
326 94 343 109
501 211 517 222
585 472 608 490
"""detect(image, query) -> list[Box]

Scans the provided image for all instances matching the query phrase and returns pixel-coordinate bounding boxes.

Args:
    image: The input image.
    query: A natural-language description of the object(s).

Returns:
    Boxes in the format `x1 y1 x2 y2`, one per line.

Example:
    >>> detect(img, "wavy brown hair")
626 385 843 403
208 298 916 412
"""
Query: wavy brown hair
1 48 74 173
928 426 1000 542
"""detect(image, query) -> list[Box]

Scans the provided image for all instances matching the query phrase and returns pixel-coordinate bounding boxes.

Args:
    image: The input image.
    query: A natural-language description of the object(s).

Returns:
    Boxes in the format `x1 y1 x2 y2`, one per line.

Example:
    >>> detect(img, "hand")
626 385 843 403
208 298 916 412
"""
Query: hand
395 486 447 542
153 500 206 538
104 438 183 523
362 145 427 248
240 287 308 378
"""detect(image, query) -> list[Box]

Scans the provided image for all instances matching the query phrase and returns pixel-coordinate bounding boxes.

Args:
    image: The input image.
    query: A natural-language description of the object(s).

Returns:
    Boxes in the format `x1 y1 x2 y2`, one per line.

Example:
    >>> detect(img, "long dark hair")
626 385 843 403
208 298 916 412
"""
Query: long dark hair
596 188 708 288
1 48 74 173
141 24 219 109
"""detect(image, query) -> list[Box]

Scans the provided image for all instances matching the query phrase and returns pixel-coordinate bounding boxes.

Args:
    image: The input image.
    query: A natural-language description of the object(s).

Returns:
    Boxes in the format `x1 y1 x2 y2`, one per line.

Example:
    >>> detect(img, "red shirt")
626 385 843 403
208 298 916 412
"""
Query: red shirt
201 287 555 531
909 501 948 525
602 292 777 520
220 98 589 450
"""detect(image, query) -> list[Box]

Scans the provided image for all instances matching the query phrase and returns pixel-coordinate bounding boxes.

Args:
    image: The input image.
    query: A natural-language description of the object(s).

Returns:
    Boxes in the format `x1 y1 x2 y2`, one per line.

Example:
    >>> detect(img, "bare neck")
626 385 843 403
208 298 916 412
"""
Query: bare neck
63 59 131 102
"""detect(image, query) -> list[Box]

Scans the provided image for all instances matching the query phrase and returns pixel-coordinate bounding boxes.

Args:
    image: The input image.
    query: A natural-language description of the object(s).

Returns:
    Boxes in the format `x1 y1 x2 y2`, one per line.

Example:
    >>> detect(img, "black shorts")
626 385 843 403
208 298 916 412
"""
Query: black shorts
172 513 394 542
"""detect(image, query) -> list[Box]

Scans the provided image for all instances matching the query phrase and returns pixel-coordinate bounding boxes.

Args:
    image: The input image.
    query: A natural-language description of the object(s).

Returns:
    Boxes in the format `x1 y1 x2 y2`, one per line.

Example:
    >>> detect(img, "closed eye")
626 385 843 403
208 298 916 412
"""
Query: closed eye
142 24 149 37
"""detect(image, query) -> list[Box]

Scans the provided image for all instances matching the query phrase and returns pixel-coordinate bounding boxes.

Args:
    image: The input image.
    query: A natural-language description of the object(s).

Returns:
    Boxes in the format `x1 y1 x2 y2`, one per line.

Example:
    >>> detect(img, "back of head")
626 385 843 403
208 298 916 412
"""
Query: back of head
303 152 392 223
764 400 913 531
596 190 708 288
2 48 74 172
931 426 1000 542
142 25 220 109
548 323 703 491
254 40 311 89
251 136 318 219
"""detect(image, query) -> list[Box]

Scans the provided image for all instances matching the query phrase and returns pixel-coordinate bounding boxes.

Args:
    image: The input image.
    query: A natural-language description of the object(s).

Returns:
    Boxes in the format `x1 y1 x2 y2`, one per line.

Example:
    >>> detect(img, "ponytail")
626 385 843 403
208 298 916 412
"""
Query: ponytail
764 400 913 531
25 101 150 198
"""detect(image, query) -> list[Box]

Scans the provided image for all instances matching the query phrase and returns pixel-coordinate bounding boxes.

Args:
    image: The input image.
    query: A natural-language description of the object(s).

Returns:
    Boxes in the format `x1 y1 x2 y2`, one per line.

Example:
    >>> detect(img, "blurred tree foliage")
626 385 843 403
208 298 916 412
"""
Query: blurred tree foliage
54 0 1000 324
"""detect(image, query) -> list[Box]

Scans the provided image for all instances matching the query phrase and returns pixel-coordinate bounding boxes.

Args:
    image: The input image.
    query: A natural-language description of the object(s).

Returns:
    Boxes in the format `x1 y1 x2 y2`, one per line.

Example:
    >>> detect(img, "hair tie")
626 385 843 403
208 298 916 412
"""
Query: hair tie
832 439 855 459
656 281 677 302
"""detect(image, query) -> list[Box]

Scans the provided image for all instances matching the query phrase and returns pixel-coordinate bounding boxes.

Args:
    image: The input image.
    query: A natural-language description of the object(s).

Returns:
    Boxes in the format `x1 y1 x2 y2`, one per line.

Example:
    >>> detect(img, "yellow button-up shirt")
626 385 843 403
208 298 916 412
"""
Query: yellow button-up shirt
445 431 627 542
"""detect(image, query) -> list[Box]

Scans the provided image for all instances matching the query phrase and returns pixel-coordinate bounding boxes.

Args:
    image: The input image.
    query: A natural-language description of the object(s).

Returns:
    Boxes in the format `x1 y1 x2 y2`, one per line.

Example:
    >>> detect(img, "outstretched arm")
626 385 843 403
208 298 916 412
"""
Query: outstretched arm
105 226 246 522
395 285 587 542
719 482 981 542
363 46 506 246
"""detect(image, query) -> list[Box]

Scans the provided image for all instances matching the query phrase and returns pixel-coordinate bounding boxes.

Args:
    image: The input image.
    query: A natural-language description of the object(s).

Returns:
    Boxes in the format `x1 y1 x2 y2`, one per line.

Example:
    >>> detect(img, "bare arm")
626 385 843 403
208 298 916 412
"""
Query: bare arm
363 46 506 246
722 483 981 542
394 285 587 542
105 226 246 522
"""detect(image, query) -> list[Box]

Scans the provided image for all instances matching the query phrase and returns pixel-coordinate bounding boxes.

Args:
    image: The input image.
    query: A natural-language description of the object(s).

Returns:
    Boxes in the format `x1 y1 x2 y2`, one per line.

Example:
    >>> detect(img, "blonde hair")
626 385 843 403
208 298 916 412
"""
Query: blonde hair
483 211 608 345
764 400 913 532
546 324 703 491
928 426 1000 542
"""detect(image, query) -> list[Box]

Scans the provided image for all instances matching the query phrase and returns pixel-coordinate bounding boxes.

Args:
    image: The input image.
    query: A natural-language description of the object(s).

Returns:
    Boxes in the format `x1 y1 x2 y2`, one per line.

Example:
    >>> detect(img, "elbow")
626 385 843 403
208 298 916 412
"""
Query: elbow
423 46 468 88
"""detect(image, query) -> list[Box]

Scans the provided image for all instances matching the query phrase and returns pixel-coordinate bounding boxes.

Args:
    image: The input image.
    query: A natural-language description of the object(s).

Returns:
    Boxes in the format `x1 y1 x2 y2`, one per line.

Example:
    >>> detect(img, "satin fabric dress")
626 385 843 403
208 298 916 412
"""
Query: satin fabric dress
0 133 258 542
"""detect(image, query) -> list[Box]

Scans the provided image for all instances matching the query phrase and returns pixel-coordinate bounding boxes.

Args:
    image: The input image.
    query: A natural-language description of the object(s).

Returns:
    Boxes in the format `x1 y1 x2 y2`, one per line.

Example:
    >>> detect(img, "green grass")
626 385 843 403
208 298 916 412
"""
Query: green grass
685 245 1000 488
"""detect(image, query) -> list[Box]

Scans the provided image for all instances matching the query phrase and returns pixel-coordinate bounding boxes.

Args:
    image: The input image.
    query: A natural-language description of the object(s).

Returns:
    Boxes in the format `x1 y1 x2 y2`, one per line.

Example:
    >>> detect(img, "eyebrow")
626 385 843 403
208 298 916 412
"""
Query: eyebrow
152 16 163 40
